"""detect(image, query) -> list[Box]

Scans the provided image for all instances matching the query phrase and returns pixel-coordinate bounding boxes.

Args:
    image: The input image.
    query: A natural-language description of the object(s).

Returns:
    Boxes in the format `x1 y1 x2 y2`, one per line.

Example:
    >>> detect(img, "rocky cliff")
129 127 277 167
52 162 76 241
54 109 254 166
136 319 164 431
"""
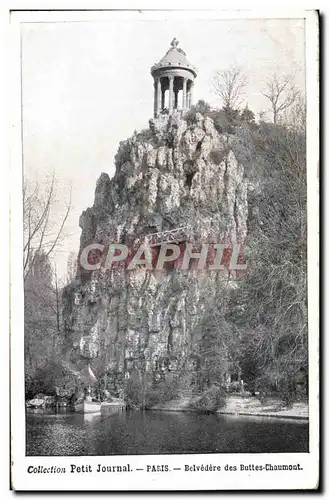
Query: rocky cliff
62 112 248 398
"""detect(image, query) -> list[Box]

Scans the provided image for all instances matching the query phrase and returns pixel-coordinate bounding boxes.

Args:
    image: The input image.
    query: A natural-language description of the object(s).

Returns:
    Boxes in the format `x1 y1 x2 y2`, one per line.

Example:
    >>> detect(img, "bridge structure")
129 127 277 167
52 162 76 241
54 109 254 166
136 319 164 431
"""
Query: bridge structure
144 226 193 247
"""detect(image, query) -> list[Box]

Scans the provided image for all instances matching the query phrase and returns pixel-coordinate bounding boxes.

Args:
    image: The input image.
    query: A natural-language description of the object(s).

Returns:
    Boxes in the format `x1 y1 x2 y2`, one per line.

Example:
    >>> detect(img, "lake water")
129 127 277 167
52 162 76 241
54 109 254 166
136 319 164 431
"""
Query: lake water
26 409 308 456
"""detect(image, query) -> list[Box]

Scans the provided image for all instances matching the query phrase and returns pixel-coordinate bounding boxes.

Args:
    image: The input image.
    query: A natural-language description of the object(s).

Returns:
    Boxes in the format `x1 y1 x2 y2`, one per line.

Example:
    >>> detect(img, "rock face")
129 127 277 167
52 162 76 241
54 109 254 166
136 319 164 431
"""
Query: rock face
62 112 248 396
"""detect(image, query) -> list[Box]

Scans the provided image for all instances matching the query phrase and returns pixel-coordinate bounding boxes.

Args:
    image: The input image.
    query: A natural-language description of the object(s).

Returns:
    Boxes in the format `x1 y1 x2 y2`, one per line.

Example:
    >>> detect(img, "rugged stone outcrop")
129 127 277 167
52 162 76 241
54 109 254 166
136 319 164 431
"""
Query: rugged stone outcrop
62 112 248 396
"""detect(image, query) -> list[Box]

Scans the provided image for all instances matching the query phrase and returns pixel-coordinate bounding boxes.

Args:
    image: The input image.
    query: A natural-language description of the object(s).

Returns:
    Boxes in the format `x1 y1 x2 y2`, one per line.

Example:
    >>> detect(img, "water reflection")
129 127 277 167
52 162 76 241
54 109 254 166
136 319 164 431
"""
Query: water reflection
83 412 101 423
26 409 309 456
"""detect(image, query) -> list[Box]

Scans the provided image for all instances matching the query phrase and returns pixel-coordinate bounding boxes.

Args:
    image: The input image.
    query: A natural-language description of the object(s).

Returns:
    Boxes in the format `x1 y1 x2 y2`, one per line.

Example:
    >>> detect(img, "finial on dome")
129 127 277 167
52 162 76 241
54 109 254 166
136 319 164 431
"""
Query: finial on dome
171 37 179 49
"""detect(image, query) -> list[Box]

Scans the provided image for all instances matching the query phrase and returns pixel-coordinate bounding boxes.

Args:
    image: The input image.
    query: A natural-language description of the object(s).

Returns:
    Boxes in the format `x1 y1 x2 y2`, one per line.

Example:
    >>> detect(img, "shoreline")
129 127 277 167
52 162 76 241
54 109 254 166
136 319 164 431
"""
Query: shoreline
149 407 308 422
26 395 309 422
150 395 309 422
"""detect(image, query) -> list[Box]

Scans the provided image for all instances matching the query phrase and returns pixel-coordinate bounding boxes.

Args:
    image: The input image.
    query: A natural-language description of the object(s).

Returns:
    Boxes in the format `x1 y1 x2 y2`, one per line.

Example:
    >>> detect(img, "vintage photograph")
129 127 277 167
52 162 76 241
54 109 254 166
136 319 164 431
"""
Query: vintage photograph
21 14 311 459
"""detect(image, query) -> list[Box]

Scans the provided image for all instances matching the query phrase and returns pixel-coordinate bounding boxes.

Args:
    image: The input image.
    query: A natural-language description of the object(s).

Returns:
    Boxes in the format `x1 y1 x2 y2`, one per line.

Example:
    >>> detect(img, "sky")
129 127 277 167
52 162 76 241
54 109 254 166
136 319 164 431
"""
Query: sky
21 17 305 278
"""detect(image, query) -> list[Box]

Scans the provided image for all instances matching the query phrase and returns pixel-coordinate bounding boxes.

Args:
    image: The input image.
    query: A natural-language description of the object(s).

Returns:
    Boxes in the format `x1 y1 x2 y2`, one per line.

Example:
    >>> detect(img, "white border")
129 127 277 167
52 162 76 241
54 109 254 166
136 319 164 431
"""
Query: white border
9 7 319 491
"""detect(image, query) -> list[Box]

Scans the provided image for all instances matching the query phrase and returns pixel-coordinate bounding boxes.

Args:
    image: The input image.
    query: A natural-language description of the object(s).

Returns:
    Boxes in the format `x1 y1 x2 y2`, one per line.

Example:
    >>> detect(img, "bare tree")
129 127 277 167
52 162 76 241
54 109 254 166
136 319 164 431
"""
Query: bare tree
66 251 78 283
213 67 248 110
53 264 62 335
23 174 72 280
261 74 300 124
283 92 306 133
233 103 307 401
24 175 72 381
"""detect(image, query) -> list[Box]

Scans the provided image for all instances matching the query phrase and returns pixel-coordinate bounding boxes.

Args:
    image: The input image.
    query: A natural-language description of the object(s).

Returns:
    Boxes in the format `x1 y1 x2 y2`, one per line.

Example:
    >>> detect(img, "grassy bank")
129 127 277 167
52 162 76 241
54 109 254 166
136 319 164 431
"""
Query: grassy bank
151 394 309 421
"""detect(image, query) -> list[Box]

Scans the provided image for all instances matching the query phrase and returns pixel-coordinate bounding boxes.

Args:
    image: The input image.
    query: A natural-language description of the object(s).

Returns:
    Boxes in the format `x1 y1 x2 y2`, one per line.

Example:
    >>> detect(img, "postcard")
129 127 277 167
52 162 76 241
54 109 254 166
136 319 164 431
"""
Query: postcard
9 5 319 491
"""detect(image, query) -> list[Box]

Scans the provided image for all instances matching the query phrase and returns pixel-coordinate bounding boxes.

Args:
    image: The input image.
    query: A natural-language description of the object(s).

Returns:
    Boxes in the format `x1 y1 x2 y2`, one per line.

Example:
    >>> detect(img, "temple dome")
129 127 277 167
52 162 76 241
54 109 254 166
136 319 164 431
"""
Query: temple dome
151 38 197 78
151 38 197 117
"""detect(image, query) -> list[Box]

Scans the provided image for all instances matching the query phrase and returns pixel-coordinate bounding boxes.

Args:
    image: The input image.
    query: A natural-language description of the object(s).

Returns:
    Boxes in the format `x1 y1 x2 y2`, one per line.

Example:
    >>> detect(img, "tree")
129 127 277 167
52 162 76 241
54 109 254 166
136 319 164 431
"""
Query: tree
240 105 256 125
227 113 307 403
66 251 78 283
194 100 211 114
198 313 232 391
53 264 63 334
24 251 58 373
213 67 248 111
184 100 212 124
24 175 72 396
261 74 300 124
282 93 306 133
23 174 72 280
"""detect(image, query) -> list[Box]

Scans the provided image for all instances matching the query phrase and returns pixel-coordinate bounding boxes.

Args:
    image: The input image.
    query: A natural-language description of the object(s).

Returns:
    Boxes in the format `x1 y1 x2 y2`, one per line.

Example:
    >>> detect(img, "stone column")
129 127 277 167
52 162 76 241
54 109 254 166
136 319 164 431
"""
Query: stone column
189 80 194 108
161 87 165 110
182 78 187 110
186 87 191 109
156 78 161 116
153 80 157 117
174 89 179 109
169 76 174 113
